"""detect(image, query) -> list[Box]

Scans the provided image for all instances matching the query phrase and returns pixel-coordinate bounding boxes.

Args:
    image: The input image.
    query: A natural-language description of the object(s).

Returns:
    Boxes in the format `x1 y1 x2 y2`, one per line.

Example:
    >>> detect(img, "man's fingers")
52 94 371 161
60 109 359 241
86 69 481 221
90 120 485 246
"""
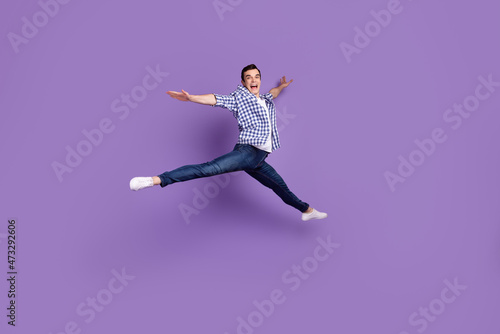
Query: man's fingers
166 91 187 101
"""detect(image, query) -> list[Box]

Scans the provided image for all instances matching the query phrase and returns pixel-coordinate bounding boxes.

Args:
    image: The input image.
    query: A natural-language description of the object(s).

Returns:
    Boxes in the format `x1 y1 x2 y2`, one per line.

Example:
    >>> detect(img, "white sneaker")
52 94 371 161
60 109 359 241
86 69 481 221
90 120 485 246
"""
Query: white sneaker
301 208 328 221
130 177 154 191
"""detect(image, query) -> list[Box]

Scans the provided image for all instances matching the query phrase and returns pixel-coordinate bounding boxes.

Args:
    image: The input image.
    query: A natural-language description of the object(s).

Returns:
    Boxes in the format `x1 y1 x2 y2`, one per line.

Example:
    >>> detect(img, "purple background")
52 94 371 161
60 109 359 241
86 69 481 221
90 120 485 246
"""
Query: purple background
1 0 500 333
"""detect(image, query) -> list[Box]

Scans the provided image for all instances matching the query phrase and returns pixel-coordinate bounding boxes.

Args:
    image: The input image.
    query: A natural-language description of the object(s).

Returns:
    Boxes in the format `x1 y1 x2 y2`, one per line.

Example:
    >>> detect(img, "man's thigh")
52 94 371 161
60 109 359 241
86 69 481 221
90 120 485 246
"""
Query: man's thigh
245 161 285 187
212 144 266 173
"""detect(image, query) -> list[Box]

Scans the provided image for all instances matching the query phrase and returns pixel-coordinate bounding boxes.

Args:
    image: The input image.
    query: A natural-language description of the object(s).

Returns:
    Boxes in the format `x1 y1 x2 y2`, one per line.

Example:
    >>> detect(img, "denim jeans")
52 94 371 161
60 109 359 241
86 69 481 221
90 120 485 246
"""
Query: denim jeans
157 144 309 213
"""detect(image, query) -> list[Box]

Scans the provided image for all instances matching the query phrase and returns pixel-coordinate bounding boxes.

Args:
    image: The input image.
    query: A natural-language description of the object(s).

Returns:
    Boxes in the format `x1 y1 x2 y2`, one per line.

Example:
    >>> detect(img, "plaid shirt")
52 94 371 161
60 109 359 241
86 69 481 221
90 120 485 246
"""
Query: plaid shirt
213 85 281 152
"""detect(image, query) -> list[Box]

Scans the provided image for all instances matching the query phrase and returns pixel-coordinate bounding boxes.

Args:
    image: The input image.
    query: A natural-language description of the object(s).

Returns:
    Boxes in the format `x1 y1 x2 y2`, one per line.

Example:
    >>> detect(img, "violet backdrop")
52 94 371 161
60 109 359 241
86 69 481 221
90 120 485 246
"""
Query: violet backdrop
1 0 499 333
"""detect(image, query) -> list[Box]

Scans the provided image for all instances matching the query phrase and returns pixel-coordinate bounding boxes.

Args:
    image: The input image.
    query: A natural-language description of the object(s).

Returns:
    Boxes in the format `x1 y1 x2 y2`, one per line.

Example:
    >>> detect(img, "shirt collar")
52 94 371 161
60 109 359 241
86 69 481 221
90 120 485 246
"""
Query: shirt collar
237 85 263 100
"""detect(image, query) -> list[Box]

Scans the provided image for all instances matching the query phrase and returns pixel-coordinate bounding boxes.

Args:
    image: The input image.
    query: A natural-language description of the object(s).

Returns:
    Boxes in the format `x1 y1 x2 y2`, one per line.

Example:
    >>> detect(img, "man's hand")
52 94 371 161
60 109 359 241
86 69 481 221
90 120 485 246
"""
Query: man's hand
279 76 293 88
269 76 294 99
166 89 191 102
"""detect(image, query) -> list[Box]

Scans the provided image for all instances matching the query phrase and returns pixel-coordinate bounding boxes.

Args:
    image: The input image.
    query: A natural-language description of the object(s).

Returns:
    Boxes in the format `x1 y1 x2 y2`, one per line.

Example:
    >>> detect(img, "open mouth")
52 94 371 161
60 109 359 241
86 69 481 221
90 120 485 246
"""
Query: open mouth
250 85 258 90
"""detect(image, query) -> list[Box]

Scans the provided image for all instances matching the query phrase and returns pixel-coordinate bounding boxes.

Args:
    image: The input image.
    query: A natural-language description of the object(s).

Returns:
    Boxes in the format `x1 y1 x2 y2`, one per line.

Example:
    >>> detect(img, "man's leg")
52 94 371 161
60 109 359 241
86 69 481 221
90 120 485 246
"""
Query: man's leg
245 162 327 220
130 144 266 190
245 161 309 212
156 151 242 187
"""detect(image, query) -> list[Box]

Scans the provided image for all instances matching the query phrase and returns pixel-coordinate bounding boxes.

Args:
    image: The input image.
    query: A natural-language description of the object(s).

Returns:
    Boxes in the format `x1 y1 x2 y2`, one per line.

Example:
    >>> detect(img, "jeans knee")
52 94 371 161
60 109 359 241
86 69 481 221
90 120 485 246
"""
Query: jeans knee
204 161 223 176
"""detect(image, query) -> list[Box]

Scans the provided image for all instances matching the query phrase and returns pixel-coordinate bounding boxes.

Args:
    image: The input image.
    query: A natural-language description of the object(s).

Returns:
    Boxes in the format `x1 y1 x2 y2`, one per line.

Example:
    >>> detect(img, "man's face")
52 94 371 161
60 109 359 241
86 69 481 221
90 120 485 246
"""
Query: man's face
241 69 261 97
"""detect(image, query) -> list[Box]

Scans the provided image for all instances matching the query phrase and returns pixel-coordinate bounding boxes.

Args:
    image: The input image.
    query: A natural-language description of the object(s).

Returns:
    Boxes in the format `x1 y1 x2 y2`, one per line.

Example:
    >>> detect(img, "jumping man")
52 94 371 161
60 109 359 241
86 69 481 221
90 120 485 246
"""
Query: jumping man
130 64 327 221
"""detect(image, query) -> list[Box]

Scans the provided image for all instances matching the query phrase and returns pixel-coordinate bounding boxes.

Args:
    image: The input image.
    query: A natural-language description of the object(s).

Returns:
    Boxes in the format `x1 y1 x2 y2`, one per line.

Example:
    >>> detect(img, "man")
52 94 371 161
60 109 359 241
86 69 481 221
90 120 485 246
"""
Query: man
130 64 327 221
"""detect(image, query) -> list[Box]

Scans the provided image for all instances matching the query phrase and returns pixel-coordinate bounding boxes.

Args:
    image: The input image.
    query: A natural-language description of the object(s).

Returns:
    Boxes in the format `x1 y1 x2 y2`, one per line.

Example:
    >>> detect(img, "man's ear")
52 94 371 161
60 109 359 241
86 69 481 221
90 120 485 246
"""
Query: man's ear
241 80 245 86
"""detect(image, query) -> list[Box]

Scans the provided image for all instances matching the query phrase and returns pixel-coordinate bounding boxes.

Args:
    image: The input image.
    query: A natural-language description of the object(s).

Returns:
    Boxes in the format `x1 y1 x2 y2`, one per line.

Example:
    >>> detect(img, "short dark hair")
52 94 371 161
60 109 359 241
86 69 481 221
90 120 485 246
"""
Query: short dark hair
241 64 261 81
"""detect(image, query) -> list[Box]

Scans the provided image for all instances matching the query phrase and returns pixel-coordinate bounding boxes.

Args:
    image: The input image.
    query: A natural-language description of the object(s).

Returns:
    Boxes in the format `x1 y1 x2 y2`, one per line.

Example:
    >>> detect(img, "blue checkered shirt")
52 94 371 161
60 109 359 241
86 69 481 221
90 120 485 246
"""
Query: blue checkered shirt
213 85 281 152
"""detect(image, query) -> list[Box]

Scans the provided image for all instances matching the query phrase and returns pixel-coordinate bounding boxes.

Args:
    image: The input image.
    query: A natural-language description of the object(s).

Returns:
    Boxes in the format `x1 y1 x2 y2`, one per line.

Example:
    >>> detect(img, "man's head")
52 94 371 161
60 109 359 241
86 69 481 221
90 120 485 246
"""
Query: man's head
241 64 261 97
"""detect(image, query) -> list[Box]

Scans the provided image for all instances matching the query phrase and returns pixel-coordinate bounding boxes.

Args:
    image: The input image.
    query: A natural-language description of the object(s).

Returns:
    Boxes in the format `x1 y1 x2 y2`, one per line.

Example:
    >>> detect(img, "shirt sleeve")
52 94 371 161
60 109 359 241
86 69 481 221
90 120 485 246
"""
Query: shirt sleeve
263 92 274 101
213 93 238 112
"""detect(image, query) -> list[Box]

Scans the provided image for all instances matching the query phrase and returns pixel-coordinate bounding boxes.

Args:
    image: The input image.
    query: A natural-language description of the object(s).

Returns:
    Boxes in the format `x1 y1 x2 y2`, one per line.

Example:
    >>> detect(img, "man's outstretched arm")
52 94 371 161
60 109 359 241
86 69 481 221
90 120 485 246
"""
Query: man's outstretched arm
269 76 293 99
167 89 216 106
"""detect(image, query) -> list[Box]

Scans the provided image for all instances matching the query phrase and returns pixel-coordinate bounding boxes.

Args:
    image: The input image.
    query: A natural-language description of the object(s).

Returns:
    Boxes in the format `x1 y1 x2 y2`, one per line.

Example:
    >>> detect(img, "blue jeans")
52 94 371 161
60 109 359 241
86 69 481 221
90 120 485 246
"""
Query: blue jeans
157 144 309 213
